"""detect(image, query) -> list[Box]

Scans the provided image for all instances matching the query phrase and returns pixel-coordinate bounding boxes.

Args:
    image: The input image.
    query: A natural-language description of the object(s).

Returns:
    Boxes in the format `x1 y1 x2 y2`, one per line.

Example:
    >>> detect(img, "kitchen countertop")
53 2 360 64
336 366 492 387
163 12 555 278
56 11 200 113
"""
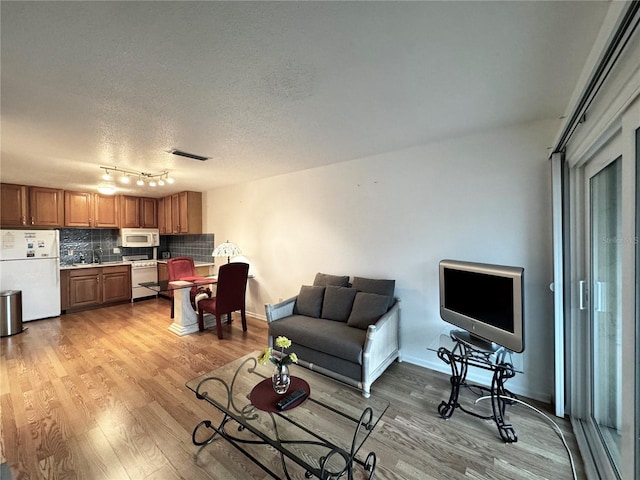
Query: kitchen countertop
60 261 131 270
61 260 215 270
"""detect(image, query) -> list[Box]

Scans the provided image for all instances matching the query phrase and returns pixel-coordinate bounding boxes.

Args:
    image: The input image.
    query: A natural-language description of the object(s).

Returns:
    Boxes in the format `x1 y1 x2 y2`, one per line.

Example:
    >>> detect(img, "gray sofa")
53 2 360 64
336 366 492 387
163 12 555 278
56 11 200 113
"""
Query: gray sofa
265 273 400 398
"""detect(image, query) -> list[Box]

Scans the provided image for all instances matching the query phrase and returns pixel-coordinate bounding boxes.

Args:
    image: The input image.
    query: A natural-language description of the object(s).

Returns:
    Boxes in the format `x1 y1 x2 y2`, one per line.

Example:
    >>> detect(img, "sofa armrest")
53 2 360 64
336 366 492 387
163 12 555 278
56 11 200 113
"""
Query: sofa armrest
361 299 401 396
265 296 297 323
364 299 400 356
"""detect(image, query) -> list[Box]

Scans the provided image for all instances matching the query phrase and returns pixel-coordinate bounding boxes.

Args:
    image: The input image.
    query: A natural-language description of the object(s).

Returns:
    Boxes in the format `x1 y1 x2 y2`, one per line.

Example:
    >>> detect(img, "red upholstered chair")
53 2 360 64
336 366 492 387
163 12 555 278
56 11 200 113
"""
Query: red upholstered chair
197 262 249 339
167 257 211 318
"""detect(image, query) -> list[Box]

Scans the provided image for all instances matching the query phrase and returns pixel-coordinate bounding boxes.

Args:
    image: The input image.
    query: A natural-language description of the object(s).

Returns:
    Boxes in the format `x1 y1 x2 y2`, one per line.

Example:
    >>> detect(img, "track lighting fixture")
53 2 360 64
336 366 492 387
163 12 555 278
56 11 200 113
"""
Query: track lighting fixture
99 166 174 193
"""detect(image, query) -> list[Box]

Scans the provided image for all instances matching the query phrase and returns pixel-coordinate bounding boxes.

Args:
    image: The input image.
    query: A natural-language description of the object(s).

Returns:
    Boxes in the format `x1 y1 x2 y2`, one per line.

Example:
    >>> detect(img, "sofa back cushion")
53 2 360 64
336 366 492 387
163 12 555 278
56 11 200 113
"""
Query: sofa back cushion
313 272 350 287
294 285 325 318
321 286 358 322
351 277 395 310
347 292 390 329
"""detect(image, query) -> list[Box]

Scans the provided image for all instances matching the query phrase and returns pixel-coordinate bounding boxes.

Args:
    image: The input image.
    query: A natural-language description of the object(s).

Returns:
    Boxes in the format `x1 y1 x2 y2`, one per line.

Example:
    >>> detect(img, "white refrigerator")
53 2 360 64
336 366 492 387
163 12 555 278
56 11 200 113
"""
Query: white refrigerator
0 229 61 321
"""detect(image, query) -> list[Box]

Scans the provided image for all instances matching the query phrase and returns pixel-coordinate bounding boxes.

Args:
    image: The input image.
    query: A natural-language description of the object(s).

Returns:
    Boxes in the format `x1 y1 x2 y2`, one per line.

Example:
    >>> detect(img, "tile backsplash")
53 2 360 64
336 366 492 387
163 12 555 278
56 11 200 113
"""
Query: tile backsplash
159 234 215 263
58 229 215 265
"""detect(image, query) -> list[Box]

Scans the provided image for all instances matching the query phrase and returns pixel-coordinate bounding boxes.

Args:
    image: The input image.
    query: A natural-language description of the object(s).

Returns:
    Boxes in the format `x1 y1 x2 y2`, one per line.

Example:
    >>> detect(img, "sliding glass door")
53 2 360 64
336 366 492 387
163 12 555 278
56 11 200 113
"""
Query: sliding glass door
585 149 623 476
569 101 638 480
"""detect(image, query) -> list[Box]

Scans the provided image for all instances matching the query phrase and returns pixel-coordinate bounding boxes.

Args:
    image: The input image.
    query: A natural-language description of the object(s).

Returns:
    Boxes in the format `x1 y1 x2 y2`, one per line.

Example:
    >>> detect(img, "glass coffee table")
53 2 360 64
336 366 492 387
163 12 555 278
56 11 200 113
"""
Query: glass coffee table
186 352 389 479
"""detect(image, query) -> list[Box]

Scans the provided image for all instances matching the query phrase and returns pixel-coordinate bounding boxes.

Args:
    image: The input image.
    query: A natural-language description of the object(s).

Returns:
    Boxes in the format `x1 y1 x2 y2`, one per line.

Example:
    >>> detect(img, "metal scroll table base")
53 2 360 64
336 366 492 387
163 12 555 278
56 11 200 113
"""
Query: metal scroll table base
436 333 518 443
189 358 380 480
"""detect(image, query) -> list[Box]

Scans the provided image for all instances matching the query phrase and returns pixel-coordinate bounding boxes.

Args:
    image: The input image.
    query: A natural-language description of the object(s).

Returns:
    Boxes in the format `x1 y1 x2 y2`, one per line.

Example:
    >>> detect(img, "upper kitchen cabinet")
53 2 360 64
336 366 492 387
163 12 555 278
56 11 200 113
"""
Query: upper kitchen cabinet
29 187 64 227
0 183 28 226
170 191 202 234
120 195 140 228
140 197 157 228
64 191 119 228
120 196 157 229
93 193 119 228
1 184 63 227
64 191 93 227
158 196 172 234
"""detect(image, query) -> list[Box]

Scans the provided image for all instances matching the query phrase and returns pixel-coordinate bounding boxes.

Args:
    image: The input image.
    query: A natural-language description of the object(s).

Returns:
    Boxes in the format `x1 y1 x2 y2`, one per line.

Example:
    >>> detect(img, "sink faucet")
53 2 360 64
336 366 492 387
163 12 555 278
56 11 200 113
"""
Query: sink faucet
93 246 103 264
79 252 85 264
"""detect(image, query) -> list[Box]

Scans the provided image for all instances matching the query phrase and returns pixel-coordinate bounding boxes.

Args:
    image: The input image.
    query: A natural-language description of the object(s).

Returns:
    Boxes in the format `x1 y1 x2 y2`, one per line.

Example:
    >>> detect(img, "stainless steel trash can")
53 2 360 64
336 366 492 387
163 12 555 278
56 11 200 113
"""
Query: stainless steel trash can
1 290 23 337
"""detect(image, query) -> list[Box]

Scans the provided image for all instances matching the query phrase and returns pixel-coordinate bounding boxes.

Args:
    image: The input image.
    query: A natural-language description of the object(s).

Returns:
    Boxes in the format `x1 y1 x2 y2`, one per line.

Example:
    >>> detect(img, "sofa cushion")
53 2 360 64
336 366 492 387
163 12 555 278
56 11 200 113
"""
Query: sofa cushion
347 292 390 329
269 315 367 364
351 277 396 310
321 286 358 322
293 285 325 318
288 343 363 381
313 272 350 287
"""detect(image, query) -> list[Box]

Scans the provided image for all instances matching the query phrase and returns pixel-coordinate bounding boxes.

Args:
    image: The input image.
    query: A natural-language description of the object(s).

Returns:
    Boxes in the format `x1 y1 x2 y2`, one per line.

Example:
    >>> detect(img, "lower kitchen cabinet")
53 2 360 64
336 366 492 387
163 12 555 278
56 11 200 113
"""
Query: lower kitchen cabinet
156 262 213 299
60 270 70 311
157 263 170 299
63 265 131 311
102 267 131 303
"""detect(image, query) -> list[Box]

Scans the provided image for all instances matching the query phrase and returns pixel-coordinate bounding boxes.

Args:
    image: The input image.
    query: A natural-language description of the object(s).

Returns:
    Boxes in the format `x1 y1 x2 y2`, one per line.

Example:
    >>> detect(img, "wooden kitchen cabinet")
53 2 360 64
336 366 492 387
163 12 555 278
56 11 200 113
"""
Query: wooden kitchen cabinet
159 195 173 234
170 191 202 234
156 262 212 299
0 183 28 226
195 265 212 276
102 266 131 303
94 193 119 227
158 197 166 234
68 268 102 309
65 265 131 311
120 195 141 228
157 262 170 298
140 197 157 228
65 191 119 228
120 196 157 228
64 191 93 227
0 184 63 227
60 270 70 311
29 186 65 227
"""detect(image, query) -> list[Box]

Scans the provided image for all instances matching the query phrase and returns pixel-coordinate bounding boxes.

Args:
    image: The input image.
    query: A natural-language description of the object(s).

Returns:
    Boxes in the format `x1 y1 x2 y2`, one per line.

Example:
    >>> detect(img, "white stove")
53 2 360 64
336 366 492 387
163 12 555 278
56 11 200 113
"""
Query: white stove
123 255 158 300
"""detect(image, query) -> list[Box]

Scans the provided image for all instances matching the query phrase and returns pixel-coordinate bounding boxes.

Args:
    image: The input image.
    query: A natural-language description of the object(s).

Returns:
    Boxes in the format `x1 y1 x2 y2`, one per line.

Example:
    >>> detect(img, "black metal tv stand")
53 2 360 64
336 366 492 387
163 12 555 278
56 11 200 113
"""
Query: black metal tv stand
436 330 518 443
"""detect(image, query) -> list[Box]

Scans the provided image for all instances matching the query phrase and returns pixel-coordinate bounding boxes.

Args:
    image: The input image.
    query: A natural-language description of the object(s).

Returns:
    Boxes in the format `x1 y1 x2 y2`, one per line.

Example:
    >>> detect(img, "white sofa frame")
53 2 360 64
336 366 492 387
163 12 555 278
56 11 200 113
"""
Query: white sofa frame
265 297 401 398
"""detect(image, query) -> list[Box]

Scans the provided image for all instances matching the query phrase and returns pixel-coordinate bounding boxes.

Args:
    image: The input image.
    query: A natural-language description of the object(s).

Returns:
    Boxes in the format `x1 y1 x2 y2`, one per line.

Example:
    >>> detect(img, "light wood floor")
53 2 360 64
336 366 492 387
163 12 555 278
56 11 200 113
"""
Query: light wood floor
0 298 584 479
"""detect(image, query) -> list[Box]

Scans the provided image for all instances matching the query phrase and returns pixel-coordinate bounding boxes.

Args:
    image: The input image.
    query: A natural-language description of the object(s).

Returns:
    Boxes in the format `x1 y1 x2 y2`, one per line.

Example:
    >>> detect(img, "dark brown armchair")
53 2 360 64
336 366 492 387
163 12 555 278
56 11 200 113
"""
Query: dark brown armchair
167 257 211 318
197 262 250 339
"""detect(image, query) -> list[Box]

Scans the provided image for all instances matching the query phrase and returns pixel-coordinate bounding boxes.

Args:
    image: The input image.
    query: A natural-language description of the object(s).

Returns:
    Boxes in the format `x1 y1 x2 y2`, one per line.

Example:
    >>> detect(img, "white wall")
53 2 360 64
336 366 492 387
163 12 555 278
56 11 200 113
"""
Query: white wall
204 118 559 401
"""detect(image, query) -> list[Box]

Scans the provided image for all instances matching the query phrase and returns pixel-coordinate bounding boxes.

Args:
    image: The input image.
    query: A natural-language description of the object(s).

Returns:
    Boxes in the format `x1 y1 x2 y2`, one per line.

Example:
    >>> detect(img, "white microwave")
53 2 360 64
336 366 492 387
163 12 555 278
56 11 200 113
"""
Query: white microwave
118 228 160 248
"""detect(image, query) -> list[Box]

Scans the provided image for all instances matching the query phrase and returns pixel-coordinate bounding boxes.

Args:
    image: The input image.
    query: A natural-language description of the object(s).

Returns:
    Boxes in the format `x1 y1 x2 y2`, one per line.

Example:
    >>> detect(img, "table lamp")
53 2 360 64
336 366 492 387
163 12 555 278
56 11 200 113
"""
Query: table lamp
212 240 242 263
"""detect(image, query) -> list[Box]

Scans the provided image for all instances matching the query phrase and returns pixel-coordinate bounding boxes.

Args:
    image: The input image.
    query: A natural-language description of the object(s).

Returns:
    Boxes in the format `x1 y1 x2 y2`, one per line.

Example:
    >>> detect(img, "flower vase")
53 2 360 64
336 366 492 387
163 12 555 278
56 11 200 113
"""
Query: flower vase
272 363 290 394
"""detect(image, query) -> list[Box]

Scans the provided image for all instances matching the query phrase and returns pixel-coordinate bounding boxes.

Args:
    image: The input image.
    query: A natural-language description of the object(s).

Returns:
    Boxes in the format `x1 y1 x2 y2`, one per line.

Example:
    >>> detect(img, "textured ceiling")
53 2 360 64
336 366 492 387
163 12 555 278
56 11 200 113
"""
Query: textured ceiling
1 1 609 197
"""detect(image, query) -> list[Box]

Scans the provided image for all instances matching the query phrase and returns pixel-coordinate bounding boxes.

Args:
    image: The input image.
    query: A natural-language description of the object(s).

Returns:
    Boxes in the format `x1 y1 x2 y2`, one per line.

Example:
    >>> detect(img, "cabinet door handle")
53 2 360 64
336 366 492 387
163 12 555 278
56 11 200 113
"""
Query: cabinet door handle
21 215 26 225
31 217 34 225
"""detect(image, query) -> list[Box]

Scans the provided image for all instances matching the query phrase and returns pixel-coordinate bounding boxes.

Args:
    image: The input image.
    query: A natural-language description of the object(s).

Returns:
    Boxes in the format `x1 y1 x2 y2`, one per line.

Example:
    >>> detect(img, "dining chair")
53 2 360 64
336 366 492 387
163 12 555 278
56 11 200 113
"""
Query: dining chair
167 257 211 318
197 262 250 339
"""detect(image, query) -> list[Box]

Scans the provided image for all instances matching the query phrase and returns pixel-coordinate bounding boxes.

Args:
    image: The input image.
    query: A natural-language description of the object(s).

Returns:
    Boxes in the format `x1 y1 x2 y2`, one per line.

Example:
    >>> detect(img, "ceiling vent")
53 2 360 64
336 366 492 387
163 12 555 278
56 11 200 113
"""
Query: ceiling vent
169 149 210 161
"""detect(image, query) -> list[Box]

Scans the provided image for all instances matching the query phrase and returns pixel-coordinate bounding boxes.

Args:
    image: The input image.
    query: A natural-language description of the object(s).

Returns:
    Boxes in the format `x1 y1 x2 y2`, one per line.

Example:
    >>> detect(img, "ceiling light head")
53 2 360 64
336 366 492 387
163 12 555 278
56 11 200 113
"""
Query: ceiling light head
149 180 157 187
136 176 145 186
120 174 130 184
97 183 116 195
102 170 111 181
157 178 165 186
166 175 175 184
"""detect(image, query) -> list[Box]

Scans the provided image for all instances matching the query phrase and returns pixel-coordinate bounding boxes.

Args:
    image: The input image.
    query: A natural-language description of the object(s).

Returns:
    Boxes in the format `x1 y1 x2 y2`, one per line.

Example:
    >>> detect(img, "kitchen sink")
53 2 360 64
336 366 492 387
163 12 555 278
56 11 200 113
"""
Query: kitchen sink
68 261 124 267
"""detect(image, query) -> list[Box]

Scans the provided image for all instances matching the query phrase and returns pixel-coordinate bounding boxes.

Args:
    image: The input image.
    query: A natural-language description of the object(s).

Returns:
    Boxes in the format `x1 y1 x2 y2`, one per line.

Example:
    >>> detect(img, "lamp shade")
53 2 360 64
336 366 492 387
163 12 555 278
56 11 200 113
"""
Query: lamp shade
212 241 242 263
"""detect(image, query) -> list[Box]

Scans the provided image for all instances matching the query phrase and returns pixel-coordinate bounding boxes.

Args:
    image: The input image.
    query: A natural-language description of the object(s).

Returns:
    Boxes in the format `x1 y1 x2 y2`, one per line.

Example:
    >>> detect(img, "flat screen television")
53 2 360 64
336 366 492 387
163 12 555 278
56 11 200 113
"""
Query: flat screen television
439 259 524 353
